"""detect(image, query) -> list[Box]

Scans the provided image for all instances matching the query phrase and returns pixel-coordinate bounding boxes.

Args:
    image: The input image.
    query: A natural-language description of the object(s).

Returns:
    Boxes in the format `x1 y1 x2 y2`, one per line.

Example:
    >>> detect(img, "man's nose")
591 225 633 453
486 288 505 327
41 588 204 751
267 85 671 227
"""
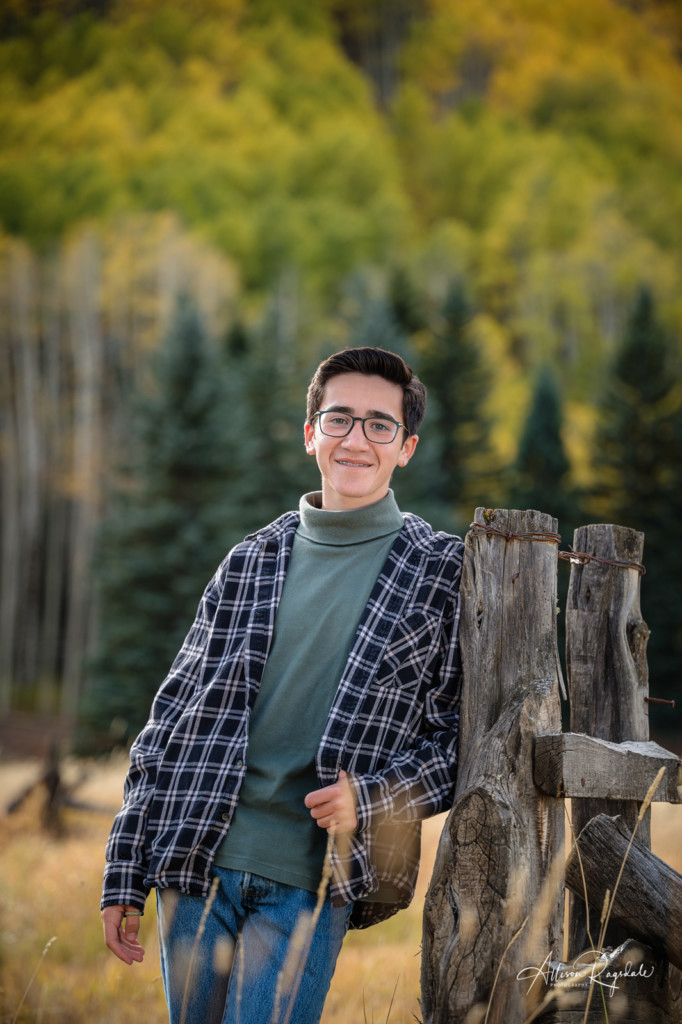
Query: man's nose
342 419 369 445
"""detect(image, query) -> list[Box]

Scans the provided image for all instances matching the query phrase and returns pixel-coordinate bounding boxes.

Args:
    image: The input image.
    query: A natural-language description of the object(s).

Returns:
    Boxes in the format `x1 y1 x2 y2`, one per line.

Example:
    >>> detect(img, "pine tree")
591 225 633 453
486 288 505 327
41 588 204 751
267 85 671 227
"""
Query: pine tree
219 299 319 533
412 280 496 533
336 277 431 513
388 265 427 337
509 366 579 717
509 366 574 525
345 283 411 360
589 287 682 735
77 297 236 751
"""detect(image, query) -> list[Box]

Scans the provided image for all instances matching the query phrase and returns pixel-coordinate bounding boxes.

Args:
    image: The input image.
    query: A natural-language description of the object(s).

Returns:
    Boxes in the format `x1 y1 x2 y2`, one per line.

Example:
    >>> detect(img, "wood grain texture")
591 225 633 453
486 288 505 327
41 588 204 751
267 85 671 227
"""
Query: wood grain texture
422 508 564 1024
565 813 682 972
534 733 681 802
565 524 650 956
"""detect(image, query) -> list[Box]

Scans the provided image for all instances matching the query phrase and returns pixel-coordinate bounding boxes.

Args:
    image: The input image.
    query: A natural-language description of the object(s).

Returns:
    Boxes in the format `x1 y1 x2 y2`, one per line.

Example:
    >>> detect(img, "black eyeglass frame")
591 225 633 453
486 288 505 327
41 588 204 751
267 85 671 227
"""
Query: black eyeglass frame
312 409 408 444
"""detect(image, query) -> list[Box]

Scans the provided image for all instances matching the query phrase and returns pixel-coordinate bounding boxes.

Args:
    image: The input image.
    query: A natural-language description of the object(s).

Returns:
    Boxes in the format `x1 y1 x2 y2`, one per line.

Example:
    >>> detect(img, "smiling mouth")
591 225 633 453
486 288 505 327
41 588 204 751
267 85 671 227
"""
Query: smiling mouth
336 459 372 468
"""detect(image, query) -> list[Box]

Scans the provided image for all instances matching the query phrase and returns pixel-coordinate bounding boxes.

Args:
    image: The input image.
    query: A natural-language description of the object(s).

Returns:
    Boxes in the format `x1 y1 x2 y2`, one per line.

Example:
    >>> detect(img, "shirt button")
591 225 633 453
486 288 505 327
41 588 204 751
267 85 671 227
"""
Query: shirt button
221 812 230 821
236 760 243 769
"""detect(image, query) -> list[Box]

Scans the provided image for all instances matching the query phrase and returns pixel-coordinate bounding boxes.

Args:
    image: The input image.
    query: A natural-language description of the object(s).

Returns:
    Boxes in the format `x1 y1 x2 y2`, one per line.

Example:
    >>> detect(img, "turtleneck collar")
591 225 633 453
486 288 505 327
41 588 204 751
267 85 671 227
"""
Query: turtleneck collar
297 490 404 546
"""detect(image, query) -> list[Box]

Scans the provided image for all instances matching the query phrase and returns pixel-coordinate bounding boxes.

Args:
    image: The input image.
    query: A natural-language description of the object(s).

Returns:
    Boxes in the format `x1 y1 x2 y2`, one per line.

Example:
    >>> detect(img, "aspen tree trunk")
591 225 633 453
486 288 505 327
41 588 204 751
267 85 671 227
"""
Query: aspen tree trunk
12 244 44 693
1 242 43 711
61 234 103 722
422 508 564 1024
38 252 69 712
0 220 238 726
0 439 19 713
0 263 19 712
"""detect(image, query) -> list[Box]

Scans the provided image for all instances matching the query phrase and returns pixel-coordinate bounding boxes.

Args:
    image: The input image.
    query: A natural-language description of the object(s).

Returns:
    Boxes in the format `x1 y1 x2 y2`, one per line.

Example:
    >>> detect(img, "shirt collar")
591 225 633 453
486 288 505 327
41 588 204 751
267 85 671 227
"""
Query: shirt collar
297 490 404 546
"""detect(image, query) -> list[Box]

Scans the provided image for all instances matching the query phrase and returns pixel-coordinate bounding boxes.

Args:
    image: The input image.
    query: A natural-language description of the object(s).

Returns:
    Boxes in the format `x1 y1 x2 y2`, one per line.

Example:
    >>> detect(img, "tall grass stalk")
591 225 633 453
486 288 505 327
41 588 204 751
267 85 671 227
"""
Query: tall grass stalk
563 805 610 1022
564 804 598 957
579 766 666 1024
520 768 666 1024
483 916 528 1024
234 932 245 1024
11 935 57 1024
596 766 665 949
178 875 220 1024
382 975 400 1023
275 832 335 1024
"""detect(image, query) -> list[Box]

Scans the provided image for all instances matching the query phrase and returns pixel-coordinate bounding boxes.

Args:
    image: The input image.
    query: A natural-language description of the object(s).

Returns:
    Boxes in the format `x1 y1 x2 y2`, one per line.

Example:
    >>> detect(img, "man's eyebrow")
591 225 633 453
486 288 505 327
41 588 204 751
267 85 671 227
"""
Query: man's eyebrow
324 404 399 420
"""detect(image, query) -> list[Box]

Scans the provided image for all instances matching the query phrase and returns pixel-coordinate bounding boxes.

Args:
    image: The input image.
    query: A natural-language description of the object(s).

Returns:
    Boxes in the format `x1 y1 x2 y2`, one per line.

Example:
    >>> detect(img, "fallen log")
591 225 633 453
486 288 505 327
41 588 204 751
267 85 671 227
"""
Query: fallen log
565 813 682 972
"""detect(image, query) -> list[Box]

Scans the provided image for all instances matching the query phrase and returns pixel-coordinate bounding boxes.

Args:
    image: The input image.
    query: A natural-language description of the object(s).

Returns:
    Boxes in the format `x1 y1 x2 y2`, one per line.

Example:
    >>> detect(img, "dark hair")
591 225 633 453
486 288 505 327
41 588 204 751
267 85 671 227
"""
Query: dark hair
306 347 427 436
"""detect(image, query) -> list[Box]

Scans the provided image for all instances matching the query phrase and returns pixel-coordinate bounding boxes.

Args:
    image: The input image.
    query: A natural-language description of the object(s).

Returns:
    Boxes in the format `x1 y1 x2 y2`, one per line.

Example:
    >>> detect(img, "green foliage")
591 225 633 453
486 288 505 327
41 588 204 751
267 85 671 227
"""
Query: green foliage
388 264 427 337
77 297 237 751
506 365 580 721
508 366 575 525
343 279 410 357
216 294 320 533
3 0 682 732
589 287 682 730
394 0 682 389
409 280 497 533
0 4 408 293
2 0 682 366
590 288 681 527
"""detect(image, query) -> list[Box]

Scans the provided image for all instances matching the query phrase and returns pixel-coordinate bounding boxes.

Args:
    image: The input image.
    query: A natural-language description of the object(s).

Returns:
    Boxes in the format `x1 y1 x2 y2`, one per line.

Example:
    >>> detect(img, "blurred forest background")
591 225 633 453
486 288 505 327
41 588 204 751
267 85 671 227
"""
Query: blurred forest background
1 0 681 754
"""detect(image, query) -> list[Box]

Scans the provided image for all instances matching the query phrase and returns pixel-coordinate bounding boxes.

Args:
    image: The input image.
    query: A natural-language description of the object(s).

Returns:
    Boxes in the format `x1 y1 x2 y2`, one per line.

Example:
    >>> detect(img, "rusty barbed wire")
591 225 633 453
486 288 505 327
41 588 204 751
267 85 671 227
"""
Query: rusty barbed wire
470 521 561 546
557 547 646 575
469 520 646 576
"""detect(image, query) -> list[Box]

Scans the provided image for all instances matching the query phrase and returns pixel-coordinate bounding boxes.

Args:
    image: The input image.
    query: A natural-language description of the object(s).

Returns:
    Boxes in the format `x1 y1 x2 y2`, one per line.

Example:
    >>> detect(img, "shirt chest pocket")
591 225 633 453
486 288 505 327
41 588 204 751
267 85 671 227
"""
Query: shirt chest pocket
372 611 441 692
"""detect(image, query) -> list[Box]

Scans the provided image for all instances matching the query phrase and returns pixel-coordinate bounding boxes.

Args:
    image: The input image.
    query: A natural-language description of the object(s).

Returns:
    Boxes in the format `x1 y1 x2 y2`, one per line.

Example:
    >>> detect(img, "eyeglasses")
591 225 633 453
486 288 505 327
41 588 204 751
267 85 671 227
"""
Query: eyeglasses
313 410 407 444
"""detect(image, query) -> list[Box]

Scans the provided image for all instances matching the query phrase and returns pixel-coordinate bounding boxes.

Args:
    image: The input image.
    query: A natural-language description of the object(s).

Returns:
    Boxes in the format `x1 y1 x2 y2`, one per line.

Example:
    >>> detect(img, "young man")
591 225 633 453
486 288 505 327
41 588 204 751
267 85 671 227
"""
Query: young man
101 346 464 1024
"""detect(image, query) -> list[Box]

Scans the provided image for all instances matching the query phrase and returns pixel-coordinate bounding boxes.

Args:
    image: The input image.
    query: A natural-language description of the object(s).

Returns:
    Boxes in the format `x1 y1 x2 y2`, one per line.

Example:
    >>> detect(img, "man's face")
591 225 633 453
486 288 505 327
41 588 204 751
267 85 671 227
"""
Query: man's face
304 373 418 511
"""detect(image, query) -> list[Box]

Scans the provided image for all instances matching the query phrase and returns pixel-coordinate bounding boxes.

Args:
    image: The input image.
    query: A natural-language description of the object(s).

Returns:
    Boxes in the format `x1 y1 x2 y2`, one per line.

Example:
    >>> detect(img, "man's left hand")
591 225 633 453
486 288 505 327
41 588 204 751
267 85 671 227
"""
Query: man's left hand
304 769 358 834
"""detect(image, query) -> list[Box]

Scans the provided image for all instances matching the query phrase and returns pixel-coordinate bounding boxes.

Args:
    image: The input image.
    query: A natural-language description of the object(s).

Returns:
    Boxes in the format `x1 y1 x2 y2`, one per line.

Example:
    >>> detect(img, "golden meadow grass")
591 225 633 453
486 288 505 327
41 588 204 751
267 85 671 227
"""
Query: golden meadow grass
0 756 441 1023
2 757 681 1024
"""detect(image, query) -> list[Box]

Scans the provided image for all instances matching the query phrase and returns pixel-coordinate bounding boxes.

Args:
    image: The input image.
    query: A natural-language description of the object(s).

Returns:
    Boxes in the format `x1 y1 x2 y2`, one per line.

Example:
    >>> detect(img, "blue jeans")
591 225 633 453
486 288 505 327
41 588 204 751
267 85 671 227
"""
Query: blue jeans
156 868 353 1024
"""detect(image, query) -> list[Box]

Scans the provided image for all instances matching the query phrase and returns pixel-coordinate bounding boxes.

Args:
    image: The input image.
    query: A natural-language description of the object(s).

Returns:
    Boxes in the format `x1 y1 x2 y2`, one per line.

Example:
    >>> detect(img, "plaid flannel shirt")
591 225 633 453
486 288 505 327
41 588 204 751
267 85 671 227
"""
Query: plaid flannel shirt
102 508 463 929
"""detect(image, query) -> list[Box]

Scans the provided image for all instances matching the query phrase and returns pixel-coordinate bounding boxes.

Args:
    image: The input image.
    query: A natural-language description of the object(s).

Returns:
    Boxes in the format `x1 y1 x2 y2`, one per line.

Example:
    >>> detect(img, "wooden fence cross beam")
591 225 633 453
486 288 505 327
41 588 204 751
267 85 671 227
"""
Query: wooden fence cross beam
534 733 682 803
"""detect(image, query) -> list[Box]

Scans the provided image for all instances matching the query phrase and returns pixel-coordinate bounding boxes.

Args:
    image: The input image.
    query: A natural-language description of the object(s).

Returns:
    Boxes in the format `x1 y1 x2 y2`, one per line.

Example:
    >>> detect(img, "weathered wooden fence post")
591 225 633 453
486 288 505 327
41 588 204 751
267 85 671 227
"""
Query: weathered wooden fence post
564 523 650 955
421 508 565 1024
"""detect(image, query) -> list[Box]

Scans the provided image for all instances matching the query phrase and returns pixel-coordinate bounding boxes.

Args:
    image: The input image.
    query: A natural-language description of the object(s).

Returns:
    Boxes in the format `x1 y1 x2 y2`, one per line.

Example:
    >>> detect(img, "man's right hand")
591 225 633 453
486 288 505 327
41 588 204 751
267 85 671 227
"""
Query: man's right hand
102 905 146 964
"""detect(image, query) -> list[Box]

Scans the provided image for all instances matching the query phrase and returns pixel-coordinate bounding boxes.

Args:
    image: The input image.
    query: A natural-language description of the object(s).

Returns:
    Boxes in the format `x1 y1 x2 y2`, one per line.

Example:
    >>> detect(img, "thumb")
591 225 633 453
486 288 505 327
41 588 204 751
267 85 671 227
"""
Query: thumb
122 909 143 944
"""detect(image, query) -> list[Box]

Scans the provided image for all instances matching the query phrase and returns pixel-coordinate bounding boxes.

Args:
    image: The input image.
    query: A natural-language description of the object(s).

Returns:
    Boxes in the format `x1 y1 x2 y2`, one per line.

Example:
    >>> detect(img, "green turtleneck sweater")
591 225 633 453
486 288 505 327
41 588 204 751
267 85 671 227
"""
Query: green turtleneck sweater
214 490 404 893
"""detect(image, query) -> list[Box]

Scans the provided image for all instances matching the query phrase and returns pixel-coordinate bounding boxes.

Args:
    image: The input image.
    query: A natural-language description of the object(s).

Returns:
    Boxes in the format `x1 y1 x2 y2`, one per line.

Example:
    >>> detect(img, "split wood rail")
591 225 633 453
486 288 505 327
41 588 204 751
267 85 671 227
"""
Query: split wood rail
421 507 682 1024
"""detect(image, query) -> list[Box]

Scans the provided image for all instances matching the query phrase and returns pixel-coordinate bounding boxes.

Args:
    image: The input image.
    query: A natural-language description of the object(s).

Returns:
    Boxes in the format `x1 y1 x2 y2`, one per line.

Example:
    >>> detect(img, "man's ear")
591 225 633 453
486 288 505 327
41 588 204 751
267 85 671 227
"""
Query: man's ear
304 422 316 454
398 434 419 467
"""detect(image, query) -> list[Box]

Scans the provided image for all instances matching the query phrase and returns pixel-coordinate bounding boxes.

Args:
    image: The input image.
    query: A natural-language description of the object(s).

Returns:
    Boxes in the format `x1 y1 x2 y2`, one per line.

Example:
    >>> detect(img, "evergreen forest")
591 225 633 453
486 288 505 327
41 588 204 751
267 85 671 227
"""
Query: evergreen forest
1 0 681 749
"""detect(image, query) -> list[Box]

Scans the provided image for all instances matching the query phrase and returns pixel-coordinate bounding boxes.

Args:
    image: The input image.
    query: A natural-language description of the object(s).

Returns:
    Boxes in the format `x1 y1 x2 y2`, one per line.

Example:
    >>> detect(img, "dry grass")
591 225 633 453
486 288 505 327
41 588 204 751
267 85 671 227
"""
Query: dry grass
2 757 681 1024
0 757 446 1024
